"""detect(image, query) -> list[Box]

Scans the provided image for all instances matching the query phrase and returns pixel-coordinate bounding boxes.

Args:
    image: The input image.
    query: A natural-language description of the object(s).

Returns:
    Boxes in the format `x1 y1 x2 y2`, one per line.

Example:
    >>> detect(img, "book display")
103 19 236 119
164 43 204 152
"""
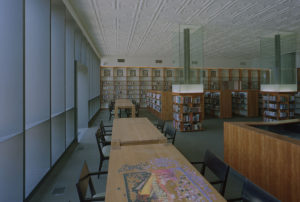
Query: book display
204 90 232 118
146 90 173 120
260 84 297 122
100 66 270 109
262 92 296 121
232 90 259 117
296 92 300 115
172 92 204 131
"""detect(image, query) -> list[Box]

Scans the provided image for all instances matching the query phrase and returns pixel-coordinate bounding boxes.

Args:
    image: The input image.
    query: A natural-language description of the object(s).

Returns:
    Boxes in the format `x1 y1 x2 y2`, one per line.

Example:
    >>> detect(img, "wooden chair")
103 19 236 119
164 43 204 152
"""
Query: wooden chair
164 125 177 144
97 128 111 146
227 179 280 202
108 103 114 120
95 131 110 177
100 120 112 135
76 161 107 202
126 102 140 117
156 119 165 133
191 150 229 196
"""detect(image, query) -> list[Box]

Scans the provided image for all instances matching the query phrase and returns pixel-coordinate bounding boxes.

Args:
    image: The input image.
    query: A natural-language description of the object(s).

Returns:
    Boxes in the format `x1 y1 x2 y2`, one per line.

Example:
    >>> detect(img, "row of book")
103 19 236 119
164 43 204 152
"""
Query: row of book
173 113 200 122
263 95 295 102
173 121 202 131
173 96 201 104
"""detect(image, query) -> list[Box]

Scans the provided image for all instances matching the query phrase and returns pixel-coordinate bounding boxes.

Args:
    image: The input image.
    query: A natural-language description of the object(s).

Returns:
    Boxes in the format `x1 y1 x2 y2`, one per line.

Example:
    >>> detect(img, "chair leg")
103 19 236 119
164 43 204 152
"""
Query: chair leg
98 159 103 178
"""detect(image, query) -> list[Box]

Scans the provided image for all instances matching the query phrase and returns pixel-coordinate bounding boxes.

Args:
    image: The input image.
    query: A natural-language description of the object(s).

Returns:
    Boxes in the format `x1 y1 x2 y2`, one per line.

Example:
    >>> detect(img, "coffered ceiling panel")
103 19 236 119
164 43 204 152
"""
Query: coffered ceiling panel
68 0 300 59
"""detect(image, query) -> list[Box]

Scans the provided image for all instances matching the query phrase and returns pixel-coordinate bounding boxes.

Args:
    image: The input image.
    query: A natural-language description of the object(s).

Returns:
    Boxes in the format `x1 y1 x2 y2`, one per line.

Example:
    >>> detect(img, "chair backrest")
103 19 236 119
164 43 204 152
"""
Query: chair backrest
202 150 229 195
100 121 108 136
242 179 280 202
109 103 113 111
110 100 115 107
164 125 177 144
157 119 165 129
95 130 105 159
76 161 96 201
164 125 176 138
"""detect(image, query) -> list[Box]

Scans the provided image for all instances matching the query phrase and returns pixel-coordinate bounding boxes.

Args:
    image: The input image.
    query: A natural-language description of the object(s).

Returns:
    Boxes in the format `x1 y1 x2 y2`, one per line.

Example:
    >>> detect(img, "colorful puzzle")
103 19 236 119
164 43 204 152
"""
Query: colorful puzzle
119 158 217 202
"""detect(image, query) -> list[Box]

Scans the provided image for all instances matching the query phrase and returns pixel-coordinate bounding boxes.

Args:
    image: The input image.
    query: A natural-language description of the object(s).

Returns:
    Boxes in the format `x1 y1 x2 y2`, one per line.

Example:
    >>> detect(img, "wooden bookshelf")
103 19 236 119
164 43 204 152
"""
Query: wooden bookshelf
100 66 270 108
204 90 232 118
146 90 173 120
172 92 204 131
261 91 296 122
296 92 300 115
232 90 259 117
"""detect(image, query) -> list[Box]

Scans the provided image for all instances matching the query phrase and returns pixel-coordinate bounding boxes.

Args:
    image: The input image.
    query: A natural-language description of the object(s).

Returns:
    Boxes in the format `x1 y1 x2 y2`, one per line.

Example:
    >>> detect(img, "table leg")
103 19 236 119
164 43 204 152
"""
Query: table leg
115 106 119 118
132 106 136 118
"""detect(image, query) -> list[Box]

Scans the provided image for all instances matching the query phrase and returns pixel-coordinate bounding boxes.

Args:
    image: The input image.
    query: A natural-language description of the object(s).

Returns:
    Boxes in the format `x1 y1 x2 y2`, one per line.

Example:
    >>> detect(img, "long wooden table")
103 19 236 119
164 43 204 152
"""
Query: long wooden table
106 143 226 201
111 118 167 148
114 99 135 118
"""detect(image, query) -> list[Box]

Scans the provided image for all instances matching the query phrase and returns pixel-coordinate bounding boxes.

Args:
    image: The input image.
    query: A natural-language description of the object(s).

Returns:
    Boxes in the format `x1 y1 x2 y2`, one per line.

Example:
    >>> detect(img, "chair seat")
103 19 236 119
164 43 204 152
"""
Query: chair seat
102 145 110 157
92 192 105 199
104 136 111 142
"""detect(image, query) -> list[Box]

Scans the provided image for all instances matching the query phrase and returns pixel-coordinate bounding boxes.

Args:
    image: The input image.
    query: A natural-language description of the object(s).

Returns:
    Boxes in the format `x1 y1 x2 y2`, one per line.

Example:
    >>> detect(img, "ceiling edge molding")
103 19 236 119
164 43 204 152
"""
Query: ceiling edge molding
63 0 101 59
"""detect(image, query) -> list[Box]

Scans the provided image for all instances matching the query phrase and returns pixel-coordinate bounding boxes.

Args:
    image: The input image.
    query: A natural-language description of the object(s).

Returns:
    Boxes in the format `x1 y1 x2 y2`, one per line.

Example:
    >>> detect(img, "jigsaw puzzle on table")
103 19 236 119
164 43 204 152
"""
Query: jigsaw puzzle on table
118 158 218 202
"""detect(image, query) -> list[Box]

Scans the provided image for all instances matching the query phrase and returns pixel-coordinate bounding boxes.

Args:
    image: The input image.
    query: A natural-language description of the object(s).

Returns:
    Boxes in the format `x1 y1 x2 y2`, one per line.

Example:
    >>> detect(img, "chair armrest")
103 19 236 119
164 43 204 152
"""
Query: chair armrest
89 171 108 176
79 171 108 181
82 197 104 202
210 180 223 185
104 125 113 128
104 133 112 136
190 161 204 165
226 198 243 202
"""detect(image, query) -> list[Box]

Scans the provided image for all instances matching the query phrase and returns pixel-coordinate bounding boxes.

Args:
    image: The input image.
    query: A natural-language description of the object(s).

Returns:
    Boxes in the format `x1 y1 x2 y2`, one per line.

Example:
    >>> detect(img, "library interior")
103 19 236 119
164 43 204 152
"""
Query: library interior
1 0 300 202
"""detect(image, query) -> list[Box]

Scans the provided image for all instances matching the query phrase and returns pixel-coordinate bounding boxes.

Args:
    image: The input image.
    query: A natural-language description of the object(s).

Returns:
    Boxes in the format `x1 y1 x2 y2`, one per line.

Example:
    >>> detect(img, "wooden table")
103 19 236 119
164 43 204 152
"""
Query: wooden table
111 118 167 148
106 143 226 201
115 99 135 118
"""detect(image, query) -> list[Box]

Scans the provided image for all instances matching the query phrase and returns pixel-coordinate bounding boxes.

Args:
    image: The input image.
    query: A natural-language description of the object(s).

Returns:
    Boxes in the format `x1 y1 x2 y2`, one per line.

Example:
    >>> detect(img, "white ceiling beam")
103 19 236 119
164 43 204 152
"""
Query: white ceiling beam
63 0 101 59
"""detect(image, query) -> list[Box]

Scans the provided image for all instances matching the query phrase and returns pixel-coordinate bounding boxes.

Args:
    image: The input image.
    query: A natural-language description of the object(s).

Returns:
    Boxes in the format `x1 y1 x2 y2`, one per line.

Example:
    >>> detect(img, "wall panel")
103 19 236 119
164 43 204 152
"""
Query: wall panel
66 11 75 110
66 109 75 147
51 113 66 165
0 0 23 140
25 121 51 197
25 0 51 129
51 1 66 116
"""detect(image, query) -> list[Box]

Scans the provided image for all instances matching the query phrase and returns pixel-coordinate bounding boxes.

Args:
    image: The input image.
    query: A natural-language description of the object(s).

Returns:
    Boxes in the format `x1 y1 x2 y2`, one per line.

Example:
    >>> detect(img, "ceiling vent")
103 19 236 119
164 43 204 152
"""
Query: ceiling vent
155 60 163 64
240 62 246 66
117 58 125 63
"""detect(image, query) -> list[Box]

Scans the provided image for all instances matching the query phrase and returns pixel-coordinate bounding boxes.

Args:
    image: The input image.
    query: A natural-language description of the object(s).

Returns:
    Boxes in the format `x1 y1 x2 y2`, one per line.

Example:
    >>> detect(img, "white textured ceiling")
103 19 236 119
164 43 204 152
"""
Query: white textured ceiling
69 0 300 59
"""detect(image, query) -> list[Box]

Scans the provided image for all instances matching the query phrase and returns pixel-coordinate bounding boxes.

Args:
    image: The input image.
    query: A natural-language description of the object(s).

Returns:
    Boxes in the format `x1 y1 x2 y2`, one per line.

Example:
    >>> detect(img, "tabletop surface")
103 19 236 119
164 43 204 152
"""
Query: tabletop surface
105 143 226 202
112 118 167 147
115 99 134 108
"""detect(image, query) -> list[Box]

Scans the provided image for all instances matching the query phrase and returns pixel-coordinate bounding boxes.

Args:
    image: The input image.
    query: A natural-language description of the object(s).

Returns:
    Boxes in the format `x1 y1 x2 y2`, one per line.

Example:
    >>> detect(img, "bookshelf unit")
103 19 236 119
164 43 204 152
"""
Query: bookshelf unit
204 90 232 118
232 90 259 117
146 90 173 120
172 92 204 132
100 66 270 108
261 92 296 121
296 92 300 115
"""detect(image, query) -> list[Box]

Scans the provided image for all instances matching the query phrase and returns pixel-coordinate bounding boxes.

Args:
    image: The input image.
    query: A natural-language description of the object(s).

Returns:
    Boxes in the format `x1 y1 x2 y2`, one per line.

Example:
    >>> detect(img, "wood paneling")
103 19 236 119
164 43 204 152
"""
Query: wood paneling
247 90 259 117
147 90 173 120
224 121 300 202
220 90 232 118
